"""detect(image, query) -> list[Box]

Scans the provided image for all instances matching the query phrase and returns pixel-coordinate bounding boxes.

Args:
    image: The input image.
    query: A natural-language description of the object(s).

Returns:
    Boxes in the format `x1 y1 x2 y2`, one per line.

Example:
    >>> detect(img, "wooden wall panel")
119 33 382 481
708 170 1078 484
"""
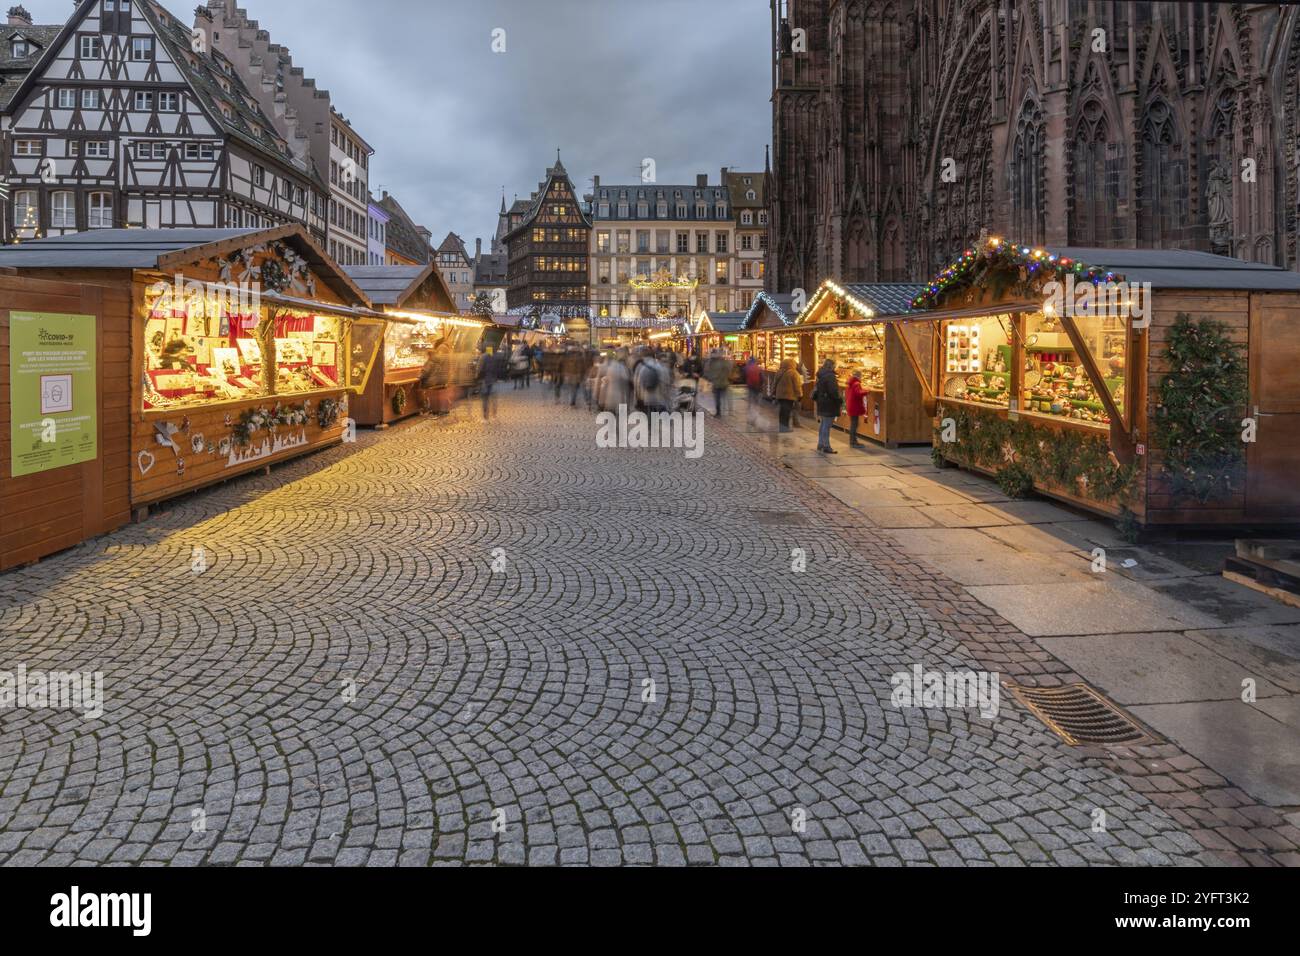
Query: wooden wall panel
0 276 131 571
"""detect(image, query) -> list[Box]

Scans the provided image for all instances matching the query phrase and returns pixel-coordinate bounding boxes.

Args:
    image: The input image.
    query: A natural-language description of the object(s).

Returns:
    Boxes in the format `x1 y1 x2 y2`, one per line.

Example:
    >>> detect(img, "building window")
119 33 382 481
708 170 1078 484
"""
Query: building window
88 192 112 229
1139 98 1187 244
746 189 756 201
741 234 753 251
82 89 101 109
715 204 727 218
79 36 102 60
696 232 708 253
676 203 687 218
130 37 153 61
51 191 75 228
637 201 648 218
13 190 37 229
1071 99 1125 246
715 232 728 253
596 232 610 253
758 211 767 226
133 91 153 111
10 38 30 58
159 92 179 112
253 165 265 187
85 141 110 158
1008 96 1045 244
695 203 707 219
617 202 628 218
57 89 76 109
741 210 753 225
14 139 40 156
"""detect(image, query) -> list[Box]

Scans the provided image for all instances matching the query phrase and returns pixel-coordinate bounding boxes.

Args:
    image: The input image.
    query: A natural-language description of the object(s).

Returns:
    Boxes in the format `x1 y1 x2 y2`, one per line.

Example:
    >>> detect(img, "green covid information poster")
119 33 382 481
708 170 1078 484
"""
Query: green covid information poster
8 312 98 478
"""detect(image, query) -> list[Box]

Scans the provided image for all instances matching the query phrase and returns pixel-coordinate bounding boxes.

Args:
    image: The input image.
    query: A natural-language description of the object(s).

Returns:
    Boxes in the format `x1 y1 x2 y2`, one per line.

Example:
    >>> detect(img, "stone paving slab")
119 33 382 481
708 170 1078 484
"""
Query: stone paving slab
1128 701 1300 807
1036 632 1290 704
965 579 1221 637
1184 626 1300 694
923 552 1094 587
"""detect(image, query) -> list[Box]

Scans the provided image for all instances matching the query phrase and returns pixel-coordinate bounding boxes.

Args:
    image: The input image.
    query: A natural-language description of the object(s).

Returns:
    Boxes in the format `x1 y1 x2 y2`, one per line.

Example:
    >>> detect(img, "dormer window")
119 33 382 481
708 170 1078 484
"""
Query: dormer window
11 38 31 58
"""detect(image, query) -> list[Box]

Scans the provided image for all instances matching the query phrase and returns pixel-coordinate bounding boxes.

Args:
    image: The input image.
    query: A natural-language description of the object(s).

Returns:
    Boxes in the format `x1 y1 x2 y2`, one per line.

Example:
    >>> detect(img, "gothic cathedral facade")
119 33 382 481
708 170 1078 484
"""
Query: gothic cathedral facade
769 1 1300 294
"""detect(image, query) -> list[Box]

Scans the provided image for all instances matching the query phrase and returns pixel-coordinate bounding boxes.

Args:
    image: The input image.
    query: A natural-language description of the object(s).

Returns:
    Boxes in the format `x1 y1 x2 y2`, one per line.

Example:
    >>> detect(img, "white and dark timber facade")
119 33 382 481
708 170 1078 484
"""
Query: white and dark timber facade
2 0 325 243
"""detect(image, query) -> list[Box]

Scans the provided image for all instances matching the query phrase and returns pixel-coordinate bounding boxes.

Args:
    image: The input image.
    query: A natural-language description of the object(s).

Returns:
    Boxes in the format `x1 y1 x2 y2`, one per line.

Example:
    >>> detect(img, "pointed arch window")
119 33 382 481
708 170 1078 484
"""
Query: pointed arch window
1139 99 1187 243
1071 100 1125 245
1008 98 1045 243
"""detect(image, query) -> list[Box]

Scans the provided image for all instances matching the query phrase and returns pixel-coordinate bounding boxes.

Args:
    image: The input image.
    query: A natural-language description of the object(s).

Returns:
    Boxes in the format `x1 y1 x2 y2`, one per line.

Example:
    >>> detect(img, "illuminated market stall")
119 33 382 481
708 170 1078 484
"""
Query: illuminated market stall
692 310 750 358
344 265 486 427
0 226 385 514
738 292 799 393
912 240 1300 528
788 282 928 445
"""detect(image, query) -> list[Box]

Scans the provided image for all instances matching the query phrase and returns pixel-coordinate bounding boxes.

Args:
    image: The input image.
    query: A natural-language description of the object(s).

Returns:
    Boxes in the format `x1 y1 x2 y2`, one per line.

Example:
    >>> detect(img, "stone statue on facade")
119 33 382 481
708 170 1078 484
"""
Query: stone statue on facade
1206 162 1233 252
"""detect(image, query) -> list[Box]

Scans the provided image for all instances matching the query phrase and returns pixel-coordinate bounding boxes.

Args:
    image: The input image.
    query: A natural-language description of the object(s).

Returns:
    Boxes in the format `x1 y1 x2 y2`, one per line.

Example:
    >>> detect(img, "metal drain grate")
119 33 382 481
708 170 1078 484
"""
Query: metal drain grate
1004 682 1159 747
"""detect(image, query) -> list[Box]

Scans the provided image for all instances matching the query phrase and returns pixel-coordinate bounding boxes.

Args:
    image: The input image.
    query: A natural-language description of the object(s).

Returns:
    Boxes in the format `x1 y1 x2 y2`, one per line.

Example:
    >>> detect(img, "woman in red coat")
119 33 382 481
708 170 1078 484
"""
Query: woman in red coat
845 370 867 448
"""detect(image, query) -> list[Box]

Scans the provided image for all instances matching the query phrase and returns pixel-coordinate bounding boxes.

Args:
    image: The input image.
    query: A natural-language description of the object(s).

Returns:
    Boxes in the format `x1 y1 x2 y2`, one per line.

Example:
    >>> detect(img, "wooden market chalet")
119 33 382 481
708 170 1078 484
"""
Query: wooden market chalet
0 0 327 244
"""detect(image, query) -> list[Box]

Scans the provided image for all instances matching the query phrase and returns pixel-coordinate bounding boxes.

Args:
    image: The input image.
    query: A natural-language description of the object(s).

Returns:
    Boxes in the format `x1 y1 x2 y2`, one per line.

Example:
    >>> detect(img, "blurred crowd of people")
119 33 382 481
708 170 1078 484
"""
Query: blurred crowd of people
459 338 857 457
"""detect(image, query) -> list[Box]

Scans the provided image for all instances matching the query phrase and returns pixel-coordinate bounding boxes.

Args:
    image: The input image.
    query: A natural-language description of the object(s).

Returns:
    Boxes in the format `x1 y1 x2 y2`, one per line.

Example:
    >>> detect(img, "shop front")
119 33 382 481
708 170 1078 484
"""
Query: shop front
913 241 1300 528
784 282 928 445
734 295 796 395
0 226 384 515
345 265 486 427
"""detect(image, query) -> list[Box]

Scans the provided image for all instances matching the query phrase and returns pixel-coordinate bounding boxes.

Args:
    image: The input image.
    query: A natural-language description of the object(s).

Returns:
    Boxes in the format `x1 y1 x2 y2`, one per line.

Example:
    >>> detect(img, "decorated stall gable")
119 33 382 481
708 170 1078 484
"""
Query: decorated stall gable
911 239 1123 312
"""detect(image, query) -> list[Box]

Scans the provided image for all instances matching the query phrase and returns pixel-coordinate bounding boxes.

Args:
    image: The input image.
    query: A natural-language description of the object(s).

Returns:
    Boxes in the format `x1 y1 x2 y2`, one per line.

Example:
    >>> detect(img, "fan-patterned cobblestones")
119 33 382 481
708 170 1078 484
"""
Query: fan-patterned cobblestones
0 388 1276 865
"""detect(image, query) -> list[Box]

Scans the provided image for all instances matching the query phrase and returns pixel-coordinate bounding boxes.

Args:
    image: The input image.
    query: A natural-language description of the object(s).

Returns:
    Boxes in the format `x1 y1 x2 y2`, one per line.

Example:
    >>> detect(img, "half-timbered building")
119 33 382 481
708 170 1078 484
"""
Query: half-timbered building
503 154 591 311
2 0 326 243
197 2 375 267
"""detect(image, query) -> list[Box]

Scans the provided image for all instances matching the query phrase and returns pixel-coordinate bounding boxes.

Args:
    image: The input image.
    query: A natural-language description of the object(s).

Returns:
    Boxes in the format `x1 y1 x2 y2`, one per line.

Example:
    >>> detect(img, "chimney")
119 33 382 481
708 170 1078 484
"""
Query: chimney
696 174 708 188
8 5 32 25
593 175 600 189
475 238 482 259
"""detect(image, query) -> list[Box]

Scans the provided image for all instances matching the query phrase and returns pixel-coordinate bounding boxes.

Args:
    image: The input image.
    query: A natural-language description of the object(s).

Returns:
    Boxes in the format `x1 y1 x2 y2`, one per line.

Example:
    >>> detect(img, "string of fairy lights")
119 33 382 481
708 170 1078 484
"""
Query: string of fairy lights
910 237 1121 311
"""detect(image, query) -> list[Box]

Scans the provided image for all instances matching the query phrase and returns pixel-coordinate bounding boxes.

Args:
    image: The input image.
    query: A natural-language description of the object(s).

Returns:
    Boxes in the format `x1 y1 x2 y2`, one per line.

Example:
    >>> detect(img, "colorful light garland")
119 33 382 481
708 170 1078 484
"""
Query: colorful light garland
910 238 1123 311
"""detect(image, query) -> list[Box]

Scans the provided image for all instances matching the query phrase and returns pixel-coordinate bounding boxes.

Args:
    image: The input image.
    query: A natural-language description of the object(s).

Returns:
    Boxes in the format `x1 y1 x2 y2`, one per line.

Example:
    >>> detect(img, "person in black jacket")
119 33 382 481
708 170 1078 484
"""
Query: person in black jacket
812 359 843 454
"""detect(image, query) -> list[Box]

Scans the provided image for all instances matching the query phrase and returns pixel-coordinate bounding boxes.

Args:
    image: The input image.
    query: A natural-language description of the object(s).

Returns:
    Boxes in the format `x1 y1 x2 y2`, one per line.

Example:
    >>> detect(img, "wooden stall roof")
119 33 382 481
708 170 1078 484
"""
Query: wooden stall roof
0 225 371 306
742 291 799 329
1044 247 1300 292
343 264 457 312
699 311 748 334
835 282 926 316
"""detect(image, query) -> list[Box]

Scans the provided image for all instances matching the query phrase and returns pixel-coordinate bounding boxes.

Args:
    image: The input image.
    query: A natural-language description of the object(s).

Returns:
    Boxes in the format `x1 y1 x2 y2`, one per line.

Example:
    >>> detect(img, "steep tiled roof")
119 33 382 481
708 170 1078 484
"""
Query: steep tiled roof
378 194 431 265
474 252 507 285
504 158 592 239
0 22 59 111
142 1 307 177
437 231 470 262
590 183 731 222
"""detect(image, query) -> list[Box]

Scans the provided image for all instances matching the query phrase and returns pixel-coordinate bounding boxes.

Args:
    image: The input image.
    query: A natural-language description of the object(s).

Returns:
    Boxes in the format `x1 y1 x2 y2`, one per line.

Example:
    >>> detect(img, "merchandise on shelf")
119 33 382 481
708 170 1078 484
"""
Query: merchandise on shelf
141 306 345 411
817 325 885 391
1020 311 1124 427
939 314 1013 408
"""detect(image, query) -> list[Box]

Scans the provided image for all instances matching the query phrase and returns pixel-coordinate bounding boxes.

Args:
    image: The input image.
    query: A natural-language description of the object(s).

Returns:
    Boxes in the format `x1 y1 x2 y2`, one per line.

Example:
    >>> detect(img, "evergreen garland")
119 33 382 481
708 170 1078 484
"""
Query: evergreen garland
1152 313 1248 504
935 402 1139 507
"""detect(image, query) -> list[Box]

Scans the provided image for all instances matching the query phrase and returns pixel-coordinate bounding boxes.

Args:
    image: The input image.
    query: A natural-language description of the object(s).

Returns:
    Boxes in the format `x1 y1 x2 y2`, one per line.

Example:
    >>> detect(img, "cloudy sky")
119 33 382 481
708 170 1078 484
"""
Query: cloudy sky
29 0 773 249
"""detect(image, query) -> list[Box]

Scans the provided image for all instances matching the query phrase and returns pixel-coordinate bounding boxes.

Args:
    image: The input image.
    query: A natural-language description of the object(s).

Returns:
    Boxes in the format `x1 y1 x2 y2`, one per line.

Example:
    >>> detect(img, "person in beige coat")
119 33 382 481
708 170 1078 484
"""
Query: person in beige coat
772 358 803 432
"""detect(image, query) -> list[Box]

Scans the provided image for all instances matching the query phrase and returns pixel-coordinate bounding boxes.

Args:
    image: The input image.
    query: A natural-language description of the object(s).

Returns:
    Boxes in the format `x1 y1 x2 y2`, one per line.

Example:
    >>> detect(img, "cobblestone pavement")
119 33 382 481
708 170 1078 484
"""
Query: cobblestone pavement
0 386 1284 866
